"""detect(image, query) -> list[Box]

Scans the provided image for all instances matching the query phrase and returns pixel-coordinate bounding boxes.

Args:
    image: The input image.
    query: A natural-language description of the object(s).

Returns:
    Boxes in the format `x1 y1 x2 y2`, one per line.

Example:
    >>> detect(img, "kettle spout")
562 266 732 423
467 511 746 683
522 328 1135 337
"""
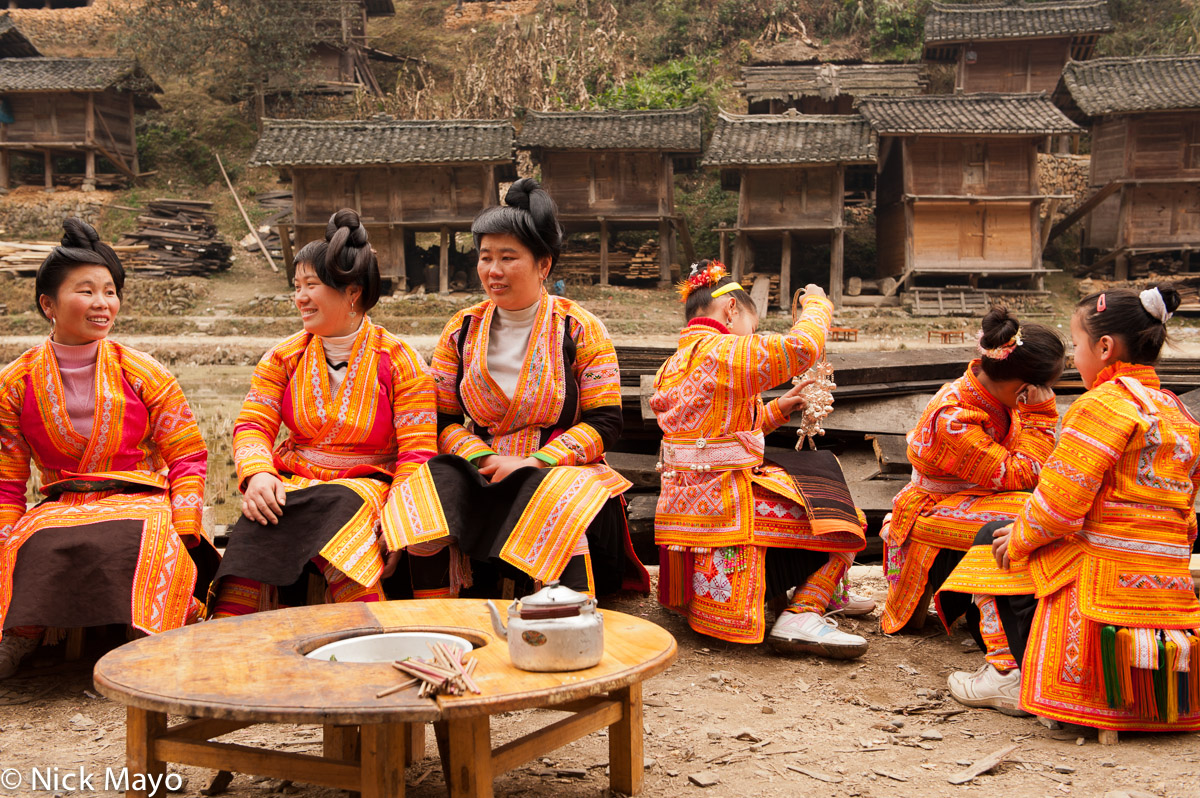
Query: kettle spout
485 600 507 639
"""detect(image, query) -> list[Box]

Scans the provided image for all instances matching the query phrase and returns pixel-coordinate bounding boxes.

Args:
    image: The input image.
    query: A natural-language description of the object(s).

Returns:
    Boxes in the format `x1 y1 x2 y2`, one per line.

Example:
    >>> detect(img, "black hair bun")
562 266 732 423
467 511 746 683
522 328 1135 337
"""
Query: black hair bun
327 208 368 249
504 178 536 211
1157 282 1182 315
980 306 1020 350
61 217 101 250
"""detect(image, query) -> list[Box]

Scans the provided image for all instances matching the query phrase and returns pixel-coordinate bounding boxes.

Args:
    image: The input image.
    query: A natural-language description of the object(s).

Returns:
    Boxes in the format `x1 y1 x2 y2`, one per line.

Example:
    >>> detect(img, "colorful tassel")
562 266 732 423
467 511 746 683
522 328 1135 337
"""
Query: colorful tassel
1101 625 1122 709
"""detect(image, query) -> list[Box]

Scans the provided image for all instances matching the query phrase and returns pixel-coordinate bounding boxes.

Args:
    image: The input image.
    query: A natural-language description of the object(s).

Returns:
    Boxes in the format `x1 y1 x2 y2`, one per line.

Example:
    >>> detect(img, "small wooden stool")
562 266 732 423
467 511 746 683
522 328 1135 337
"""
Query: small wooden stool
829 327 859 342
928 329 966 344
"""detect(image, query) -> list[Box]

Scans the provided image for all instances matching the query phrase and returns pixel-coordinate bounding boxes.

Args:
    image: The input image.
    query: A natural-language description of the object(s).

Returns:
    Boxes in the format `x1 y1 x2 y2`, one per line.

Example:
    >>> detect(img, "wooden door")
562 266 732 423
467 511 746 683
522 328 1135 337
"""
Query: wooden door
959 205 986 259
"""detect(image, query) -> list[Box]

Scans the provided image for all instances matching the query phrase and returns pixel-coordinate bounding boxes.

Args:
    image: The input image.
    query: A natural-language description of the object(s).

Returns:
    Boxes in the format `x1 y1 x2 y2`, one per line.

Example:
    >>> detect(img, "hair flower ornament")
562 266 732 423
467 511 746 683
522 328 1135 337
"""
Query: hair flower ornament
677 261 730 301
977 329 1023 361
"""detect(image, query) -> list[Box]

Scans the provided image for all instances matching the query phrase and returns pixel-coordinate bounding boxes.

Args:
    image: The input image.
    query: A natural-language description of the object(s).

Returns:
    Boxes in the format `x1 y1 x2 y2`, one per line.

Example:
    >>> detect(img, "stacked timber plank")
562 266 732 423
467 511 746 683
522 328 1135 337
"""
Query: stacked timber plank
116 199 233 277
739 271 780 307
239 191 293 262
556 239 660 283
0 240 148 276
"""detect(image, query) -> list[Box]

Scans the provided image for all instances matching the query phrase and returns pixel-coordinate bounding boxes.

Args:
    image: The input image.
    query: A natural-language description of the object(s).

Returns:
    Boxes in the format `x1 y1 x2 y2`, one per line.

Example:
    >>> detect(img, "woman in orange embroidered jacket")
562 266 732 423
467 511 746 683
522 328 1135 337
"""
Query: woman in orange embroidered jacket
383 179 647 598
943 285 1200 731
0 219 217 679
210 211 436 615
880 308 1065 634
651 262 868 657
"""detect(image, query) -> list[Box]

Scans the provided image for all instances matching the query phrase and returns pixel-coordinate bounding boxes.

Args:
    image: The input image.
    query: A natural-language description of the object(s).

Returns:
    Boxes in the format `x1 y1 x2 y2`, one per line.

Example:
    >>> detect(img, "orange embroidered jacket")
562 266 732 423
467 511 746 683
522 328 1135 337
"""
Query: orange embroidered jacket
233 318 436 491
1009 362 1200 628
888 360 1058 546
430 292 624 475
0 339 207 542
651 296 834 548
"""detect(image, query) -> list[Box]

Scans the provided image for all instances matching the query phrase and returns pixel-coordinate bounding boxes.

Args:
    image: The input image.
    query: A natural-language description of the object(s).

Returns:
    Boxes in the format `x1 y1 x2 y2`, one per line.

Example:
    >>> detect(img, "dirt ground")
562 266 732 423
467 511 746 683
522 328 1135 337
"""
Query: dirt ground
2 567 1200 798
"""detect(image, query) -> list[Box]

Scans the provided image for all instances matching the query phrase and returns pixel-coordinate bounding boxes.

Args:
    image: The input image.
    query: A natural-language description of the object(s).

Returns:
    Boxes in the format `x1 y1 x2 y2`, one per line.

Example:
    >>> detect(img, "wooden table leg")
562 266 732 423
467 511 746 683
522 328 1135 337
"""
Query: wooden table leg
442 716 492 798
126 707 166 798
360 722 405 798
609 683 644 796
324 724 361 798
405 722 425 765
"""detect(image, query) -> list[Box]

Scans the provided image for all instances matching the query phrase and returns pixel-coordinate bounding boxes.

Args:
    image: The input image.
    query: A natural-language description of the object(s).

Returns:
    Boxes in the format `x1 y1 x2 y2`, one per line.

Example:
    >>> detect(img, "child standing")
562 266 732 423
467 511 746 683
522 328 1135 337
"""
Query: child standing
944 285 1200 731
652 261 868 658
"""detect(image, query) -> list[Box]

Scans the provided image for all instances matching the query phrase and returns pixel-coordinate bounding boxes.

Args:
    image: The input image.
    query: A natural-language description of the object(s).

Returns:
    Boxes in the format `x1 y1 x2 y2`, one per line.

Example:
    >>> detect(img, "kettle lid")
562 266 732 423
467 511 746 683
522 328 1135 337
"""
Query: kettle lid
518 580 590 609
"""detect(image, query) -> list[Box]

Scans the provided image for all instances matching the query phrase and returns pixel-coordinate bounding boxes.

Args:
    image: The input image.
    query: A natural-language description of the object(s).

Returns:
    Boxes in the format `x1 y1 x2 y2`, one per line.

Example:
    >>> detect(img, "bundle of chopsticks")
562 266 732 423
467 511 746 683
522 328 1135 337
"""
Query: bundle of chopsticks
376 642 481 699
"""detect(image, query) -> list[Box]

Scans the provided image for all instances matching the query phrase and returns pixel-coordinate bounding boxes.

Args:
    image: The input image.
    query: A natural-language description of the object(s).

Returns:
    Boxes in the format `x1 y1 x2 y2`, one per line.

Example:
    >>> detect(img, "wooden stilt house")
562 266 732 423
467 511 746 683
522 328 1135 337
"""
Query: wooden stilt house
250 116 515 292
702 110 876 308
0 14 39 58
858 93 1078 289
1051 56 1200 276
282 0 399 97
516 107 703 285
737 63 927 115
922 0 1113 94
0 57 160 190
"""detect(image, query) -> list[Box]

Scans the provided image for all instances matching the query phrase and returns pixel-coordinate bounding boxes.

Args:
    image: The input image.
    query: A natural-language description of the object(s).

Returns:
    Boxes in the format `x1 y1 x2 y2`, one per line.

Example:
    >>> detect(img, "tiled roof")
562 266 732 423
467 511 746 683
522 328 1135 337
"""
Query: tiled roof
1054 56 1200 119
517 107 703 152
0 14 40 59
250 117 516 166
703 111 877 166
858 92 1079 135
0 57 160 96
738 63 927 103
923 0 1114 43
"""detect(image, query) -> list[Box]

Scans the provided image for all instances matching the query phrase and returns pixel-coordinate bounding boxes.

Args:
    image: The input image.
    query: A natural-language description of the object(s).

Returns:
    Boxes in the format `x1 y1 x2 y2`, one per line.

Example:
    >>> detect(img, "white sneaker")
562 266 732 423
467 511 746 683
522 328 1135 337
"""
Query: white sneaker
837 592 877 617
0 633 40 679
769 611 868 659
947 663 1030 716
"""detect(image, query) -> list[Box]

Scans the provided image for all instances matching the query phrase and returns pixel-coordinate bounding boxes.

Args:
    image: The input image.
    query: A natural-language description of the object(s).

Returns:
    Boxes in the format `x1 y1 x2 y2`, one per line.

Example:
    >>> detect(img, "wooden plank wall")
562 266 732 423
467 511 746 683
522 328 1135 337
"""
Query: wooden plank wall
740 166 838 228
294 165 492 226
540 151 664 216
1084 117 1127 250
912 202 1033 269
908 138 1034 196
960 38 1070 94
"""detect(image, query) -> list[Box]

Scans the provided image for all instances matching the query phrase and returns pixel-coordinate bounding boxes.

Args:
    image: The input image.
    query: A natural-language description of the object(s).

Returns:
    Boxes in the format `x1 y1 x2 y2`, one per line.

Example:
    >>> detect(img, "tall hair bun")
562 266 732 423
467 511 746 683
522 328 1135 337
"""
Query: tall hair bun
324 208 372 277
504 178 534 210
979 306 1020 349
61 217 101 250
1156 282 1182 315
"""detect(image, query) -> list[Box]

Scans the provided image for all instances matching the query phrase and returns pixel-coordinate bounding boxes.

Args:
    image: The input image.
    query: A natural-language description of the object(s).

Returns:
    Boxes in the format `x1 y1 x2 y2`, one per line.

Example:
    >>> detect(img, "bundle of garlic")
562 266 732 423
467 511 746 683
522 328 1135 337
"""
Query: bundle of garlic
375 642 481 699
794 359 836 451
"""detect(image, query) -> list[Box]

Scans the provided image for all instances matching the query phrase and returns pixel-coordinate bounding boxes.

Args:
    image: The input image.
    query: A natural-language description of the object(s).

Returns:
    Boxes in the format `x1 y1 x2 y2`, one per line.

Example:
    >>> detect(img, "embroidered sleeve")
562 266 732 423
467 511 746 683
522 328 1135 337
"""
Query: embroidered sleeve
0 364 31 542
738 295 832 395
431 314 495 461
232 345 289 488
135 356 208 541
534 313 621 467
761 398 791 436
915 399 1055 492
1009 393 1129 561
386 343 437 484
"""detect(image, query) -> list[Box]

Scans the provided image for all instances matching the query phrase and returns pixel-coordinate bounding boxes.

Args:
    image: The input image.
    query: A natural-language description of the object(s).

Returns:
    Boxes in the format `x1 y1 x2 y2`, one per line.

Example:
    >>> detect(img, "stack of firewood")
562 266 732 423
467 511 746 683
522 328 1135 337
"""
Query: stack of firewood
0 240 148 276
116 199 233 277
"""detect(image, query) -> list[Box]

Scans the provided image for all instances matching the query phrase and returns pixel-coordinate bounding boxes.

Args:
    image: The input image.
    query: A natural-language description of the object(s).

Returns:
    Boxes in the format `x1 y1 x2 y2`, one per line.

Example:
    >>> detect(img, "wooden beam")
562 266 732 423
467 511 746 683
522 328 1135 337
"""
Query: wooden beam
599 216 609 286
43 149 52 190
439 226 450 294
658 217 671 286
608 684 643 796
152 738 361 792
1044 180 1120 245
491 699 623 774
779 231 792 310
831 227 844 308
719 228 728 265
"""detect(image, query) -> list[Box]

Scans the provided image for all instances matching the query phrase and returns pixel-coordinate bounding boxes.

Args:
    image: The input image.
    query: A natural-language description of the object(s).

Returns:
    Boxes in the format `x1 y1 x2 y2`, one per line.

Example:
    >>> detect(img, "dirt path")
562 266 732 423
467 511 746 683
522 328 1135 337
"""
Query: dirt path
2 567 1198 798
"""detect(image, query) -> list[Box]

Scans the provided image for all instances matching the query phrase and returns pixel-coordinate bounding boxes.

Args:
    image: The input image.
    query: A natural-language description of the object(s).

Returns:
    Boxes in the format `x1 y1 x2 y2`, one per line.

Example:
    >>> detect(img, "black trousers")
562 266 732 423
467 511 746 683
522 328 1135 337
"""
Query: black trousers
960 520 1038 665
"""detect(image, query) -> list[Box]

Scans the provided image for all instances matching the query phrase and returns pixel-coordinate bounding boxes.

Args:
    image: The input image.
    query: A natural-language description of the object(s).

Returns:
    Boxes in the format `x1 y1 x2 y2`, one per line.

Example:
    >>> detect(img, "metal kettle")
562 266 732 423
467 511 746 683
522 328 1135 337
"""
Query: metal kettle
486 581 604 672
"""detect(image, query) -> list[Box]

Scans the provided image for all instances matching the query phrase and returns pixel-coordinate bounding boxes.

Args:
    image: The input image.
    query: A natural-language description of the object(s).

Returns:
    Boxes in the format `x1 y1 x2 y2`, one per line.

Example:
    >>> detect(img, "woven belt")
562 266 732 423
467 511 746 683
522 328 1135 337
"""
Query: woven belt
661 432 763 474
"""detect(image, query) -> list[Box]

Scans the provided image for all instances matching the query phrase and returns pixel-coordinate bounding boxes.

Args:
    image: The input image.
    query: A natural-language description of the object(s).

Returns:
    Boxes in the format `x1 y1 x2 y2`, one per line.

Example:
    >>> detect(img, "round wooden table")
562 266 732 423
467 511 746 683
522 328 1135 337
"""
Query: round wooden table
93 598 677 798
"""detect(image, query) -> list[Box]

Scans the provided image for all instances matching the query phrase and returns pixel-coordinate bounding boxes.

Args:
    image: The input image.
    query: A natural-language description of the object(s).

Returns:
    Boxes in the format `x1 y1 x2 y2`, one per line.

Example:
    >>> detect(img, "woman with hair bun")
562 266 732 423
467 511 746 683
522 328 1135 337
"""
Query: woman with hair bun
650 261 870 657
382 178 648 598
880 306 1066 642
0 218 218 679
943 284 1200 733
209 209 436 616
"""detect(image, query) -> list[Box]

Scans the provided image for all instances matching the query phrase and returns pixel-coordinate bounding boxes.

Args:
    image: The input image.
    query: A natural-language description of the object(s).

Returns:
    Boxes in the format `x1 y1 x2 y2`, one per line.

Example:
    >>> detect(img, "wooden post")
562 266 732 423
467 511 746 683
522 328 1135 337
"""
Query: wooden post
599 217 609 286
732 232 747 282
779 231 792 311
83 93 96 190
718 227 728 265
128 94 139 175
439 226 450 294
278 224 295 281
1114 251 1130 282
406 722 426 766
0 149 8 191
608 684 643 796
43 150 53 191
831 228 844 308
323 724 360 762
657 218 671 286
394 226 408 293
360 722 406 798
126 708 167 798
442 716 492 798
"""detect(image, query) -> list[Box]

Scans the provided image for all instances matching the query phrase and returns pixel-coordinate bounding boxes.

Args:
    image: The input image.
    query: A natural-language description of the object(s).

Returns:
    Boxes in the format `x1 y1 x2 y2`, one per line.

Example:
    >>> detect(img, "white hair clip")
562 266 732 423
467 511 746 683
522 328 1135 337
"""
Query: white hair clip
1139 287 1172 323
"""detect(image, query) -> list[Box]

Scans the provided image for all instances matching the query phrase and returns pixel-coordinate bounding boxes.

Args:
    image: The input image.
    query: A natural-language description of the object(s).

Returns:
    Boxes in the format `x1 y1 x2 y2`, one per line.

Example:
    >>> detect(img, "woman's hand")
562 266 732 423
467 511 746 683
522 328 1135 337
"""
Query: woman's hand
800 283 827 303
991 524 1014 570
1018 384 1055 407
776 378 813 418
380 538 402 579
242 472 287 525
478 455 545 483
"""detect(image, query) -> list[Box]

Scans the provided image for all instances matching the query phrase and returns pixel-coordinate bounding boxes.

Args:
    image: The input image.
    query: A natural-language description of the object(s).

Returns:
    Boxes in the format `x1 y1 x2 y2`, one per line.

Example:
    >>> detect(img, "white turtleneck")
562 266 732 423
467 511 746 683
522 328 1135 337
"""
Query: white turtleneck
487 300 540 399
321 322 362 393
49 338 100 439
